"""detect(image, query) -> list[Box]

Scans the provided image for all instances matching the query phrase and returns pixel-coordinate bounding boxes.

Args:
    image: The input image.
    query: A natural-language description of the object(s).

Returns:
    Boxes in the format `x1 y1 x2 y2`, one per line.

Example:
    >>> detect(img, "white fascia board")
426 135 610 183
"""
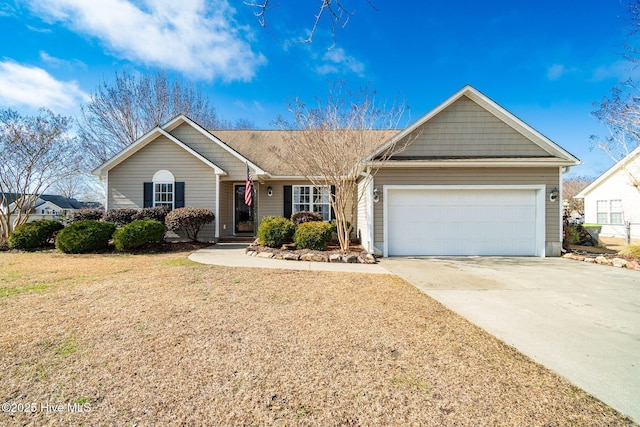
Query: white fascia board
576 145 640 198
163 114 267 175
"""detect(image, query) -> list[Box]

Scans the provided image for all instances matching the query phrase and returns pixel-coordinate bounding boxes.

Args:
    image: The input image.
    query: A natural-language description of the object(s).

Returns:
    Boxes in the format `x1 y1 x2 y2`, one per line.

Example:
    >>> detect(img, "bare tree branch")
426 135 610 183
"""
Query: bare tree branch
0 109 81 244
272 81 416 252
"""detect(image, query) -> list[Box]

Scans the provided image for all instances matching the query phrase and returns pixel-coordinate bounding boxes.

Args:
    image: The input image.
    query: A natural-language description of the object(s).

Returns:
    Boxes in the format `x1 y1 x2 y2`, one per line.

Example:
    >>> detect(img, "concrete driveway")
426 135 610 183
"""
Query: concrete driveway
381 256 640 423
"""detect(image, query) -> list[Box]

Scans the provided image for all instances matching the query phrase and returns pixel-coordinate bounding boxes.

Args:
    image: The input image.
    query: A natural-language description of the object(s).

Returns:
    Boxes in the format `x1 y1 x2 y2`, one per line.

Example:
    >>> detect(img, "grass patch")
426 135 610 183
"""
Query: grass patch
619 245 640 256
159 258 201 267
53 338 79 358
390 375 430 390
0 283 50 299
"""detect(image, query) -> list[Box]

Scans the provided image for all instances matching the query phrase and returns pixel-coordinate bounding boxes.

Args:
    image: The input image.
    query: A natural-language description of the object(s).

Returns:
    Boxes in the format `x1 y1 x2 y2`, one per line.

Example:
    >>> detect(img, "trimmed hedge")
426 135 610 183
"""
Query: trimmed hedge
291 210 323 226
69 208 104 223
103 208 138 227
258 216 296 248
8 220 64 250
132 206 169 225
55 220 116 254
165 207 215 241
294 221 334 250
113 219 165 252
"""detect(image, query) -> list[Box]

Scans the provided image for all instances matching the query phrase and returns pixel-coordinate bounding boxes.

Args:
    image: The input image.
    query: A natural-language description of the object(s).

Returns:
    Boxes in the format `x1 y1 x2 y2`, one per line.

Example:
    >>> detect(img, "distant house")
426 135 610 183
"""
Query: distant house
576 146 640 239
1 193 92 226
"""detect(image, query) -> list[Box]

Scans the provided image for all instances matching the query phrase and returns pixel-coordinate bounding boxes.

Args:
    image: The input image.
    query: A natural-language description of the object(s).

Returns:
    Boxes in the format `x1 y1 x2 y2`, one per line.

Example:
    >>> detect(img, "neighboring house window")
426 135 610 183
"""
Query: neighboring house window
596 200 608 224
596 199 624 224
293 185 331 221
610 199 623 225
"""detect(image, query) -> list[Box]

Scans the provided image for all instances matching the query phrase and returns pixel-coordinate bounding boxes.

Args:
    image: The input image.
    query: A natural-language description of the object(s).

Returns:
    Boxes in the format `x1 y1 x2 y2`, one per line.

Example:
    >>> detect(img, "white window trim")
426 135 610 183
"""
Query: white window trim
293 185 331 221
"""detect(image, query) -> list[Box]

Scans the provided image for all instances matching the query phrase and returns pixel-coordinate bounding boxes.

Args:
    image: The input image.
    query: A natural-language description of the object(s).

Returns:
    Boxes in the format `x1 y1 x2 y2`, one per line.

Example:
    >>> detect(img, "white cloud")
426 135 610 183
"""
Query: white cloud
0 60 89 112
26 0 266 81
547 64 565 81
592 60 640 82
316 47 365 76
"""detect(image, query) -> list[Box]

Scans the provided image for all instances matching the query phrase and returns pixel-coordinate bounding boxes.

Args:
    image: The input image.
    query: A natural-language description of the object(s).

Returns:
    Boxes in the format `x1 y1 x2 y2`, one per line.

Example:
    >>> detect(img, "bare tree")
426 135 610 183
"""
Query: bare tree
78 69 227 166
592 1 640 188
273 82 412 252
245 0 377 46
563 176 593 216
0 108 80 244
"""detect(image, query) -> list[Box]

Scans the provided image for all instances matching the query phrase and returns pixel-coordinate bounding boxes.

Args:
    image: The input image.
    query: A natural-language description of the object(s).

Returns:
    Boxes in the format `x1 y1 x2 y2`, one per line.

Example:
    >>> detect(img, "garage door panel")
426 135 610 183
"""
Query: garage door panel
387 189 539 256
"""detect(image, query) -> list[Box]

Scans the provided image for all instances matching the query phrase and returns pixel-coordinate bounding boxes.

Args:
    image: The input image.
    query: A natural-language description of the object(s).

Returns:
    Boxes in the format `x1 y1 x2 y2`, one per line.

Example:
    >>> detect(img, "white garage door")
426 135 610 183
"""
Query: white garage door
386 188 539 256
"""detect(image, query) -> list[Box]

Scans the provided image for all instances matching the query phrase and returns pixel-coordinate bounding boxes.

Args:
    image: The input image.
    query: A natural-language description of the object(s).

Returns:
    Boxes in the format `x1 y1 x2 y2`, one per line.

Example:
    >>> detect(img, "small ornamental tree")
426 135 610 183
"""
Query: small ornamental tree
165 207 215 241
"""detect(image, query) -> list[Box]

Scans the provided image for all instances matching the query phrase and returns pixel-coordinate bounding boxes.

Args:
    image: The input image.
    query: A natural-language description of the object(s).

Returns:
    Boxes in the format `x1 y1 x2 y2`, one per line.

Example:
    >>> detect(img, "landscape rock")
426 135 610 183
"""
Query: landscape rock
344 255 359 263
246 251 256 257
257 252 275 259
595 256 612 266
627 260 640 270
282 253 300 261
612 258 628 268
301 253 328 262
364 254 377 264
329 254 342 263
583 257 596 263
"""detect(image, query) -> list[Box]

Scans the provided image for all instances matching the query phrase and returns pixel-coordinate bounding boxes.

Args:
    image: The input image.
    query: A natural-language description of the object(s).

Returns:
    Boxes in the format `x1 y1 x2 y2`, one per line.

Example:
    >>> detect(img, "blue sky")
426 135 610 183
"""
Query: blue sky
0 0 634 178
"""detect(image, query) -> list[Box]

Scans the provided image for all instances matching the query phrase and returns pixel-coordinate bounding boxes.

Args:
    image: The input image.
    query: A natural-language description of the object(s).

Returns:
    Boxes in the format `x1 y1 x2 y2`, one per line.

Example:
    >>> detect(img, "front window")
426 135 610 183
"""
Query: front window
293 185 331 221
154 183 174 209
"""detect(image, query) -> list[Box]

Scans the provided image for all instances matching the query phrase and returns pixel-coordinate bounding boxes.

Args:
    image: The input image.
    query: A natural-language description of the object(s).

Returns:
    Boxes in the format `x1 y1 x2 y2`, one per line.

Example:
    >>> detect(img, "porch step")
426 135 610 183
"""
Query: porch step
217 237 256 243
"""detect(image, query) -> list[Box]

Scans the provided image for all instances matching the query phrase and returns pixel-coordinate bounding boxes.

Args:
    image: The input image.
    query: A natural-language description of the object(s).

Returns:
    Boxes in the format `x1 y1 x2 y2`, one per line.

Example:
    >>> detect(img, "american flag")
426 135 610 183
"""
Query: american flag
244 164 253 207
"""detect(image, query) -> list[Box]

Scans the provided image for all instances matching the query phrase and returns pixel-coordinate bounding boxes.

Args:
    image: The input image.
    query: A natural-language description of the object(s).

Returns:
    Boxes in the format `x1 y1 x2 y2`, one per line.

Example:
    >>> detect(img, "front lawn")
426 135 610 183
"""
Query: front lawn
0 251 634 425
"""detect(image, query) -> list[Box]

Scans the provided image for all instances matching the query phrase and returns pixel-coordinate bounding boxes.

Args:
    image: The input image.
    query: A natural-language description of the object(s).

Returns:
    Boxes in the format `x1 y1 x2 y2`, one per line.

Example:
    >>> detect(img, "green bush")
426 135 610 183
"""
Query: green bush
103 208 138 227
55 220 116 254
69 208 104 223
165 207 215 241
8 220 64 250
113 219 165 252
294 221 333 250
290 210 323 226
257 216 296 248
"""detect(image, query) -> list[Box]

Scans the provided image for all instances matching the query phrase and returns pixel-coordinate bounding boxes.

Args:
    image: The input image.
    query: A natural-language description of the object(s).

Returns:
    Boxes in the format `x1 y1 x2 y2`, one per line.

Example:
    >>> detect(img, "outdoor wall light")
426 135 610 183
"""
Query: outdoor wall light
267 186 273 197
373 187 380 203
549 187 559 202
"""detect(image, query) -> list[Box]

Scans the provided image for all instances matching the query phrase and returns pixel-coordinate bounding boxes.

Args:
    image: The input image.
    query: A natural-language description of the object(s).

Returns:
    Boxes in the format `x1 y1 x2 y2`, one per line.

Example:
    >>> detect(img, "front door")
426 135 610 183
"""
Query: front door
234 184 254 234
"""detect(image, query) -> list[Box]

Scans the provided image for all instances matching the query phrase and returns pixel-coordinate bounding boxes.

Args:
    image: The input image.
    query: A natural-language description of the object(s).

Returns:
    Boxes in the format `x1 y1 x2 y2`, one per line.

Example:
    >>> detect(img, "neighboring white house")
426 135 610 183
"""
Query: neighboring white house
1 194 92 230
576 146 640 239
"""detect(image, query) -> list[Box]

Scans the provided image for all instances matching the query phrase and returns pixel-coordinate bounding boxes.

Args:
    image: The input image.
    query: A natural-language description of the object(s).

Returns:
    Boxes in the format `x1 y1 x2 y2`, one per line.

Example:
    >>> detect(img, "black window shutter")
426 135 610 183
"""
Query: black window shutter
283 185 292 219
330 185 336 220
143 182 153 208
175 182 185 208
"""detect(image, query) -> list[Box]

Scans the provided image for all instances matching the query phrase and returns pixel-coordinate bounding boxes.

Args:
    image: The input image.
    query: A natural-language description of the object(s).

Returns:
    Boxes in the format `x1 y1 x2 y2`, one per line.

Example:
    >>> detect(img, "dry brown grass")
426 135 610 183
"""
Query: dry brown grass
0 251 635 426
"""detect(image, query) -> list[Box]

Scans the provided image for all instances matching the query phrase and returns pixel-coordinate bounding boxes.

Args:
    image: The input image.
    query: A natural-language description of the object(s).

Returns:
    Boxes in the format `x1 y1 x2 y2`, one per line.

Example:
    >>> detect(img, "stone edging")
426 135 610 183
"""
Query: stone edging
562 253 639 270
245 245 377 264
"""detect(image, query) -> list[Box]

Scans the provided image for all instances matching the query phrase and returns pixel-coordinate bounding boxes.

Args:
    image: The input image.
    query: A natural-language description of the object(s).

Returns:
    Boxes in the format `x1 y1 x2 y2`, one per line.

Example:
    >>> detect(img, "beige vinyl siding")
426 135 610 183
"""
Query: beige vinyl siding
396 96 551 159
170 123 247 180
108 135 217 239
373 167 560 247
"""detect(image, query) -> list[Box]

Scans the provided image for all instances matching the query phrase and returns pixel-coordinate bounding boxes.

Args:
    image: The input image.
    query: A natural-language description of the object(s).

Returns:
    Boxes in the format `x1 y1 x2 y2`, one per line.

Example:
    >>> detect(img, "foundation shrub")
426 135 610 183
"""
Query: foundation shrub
113 219 165 252
8 220 64 250
290 210 323 226
294 221 334 250
55 220 115 254
69 208 104 223
103 208 139 228
258 216 295 248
